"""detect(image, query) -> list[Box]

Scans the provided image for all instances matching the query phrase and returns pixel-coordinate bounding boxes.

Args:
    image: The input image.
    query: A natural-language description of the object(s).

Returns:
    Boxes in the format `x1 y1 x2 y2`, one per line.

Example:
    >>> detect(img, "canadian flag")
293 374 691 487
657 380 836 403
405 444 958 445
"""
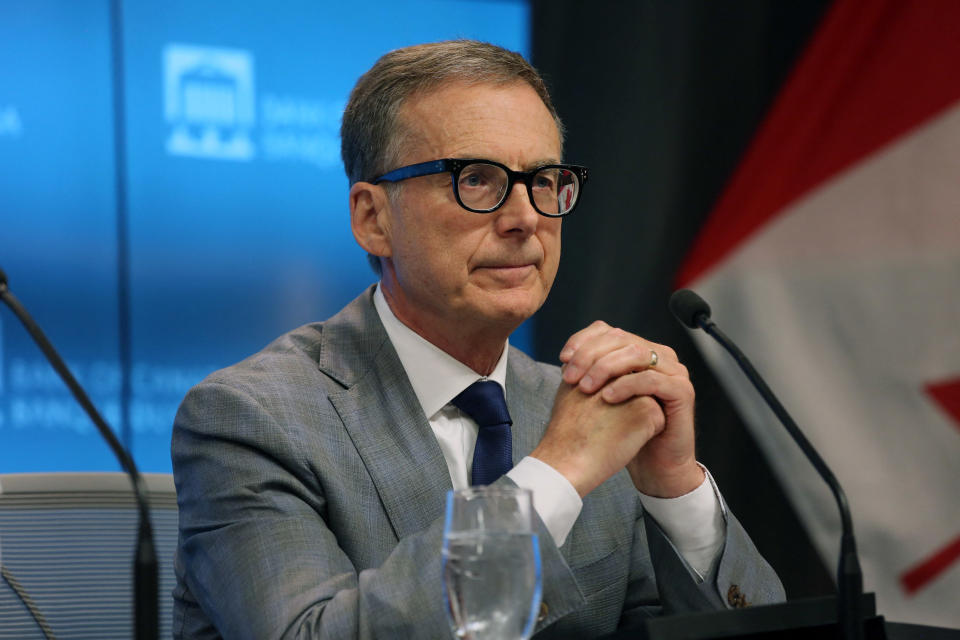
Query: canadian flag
676 0 960 628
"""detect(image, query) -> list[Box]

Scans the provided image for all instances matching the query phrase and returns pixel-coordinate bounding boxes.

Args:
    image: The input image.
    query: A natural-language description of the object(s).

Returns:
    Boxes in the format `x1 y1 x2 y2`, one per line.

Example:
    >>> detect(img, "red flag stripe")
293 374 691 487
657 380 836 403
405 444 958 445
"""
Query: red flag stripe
676 0 960 287
924 378 960 431
899 534 960 596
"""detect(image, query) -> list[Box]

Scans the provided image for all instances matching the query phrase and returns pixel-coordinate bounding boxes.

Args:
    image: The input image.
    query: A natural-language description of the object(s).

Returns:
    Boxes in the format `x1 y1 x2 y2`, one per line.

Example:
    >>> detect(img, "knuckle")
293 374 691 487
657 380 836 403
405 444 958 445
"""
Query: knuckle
635 397 666 431
569 346 595 368
653 409 666 432
649 373 666 395
638 395 659 410
628 342 647 359
589 360 612 381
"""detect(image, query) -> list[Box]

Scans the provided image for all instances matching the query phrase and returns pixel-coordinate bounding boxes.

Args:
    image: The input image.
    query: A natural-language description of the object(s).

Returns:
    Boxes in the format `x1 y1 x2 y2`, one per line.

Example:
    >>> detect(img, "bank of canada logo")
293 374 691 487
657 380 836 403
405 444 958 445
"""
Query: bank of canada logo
163 44 255 161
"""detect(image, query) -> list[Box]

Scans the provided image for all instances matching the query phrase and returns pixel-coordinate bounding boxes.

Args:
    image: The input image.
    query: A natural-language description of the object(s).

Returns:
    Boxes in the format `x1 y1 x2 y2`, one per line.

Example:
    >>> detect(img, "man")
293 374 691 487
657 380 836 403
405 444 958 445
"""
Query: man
172 40 783 639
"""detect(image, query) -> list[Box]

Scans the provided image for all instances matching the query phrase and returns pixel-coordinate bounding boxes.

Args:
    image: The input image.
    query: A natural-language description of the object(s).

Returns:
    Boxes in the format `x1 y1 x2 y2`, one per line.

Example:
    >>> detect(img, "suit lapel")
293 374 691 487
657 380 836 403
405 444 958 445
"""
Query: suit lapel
320 287 452 541
506 347 558 461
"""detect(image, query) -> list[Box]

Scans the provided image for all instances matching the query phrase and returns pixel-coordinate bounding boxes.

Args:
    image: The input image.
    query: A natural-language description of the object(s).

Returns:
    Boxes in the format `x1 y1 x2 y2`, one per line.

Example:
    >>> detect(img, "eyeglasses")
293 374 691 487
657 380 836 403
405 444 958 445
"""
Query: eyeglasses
373 158 589 217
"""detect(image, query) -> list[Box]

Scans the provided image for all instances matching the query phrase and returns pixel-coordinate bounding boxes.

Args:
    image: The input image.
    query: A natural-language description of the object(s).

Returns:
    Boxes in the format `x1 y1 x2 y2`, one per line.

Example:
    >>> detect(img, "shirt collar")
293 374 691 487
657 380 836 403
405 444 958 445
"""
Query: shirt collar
373 284 509 419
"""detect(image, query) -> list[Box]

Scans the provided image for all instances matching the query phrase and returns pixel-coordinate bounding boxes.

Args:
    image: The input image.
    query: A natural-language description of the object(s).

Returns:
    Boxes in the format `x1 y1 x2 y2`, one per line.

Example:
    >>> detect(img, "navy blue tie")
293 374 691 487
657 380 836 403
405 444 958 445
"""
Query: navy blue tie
451 380 513 486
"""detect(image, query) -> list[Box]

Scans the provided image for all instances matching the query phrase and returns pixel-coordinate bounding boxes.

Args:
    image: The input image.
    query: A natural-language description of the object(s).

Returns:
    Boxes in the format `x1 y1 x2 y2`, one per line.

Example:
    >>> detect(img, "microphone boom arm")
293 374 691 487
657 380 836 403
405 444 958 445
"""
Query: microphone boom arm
675 292 864 640
0 270 158 639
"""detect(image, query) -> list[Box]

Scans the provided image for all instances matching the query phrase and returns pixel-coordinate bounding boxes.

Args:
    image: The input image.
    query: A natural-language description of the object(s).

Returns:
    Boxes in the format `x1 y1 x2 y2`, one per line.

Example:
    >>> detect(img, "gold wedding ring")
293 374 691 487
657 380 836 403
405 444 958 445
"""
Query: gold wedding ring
648 349 659 368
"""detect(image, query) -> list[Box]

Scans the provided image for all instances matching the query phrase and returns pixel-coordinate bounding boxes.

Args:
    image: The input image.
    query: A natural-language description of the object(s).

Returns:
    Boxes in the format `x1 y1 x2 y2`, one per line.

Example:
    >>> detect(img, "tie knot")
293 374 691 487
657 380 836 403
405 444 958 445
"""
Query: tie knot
451 380 512 428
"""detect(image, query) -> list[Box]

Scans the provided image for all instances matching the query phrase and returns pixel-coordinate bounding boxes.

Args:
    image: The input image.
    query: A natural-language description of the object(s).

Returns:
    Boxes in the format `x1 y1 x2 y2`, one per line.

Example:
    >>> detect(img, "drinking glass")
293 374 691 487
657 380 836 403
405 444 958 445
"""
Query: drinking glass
442 486 542 640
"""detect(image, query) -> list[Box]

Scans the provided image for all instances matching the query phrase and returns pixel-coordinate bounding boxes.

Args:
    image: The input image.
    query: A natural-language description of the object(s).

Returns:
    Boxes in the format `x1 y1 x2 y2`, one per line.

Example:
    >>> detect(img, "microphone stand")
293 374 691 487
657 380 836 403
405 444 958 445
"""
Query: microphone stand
672 289 863 640
0 268 158 639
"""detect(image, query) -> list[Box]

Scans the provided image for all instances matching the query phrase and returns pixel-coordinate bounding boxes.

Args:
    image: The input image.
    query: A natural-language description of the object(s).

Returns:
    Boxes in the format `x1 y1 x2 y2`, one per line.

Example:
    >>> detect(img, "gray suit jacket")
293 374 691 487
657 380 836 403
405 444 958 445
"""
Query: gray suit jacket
172 286 783 639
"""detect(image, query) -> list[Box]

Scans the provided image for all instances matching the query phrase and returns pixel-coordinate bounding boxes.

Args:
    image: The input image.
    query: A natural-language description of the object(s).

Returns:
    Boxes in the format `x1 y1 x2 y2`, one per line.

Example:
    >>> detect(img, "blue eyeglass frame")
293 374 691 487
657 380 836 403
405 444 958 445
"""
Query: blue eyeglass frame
372 158 589 217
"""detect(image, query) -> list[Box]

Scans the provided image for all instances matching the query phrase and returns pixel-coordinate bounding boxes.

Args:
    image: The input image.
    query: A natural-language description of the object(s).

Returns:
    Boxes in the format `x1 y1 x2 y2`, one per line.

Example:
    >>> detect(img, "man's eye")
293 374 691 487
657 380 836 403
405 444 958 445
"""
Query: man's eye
534 175 556 190
460 173 486 188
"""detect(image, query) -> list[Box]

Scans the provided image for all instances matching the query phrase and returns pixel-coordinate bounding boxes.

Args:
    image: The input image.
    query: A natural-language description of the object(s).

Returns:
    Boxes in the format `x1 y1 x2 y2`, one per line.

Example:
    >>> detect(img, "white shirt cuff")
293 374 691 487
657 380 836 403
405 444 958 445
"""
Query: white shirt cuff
637 464 726 580
507 456 582 548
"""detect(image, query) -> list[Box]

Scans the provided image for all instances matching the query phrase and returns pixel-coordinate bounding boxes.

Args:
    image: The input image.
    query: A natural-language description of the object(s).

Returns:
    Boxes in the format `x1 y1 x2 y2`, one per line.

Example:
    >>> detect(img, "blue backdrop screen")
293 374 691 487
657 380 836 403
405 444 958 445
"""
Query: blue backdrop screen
0 1 531 472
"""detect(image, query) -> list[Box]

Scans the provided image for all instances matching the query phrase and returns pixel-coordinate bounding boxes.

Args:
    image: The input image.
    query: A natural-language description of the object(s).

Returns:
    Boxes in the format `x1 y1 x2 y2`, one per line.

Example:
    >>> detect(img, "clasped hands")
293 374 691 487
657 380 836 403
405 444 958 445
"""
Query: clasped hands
530 321 704 499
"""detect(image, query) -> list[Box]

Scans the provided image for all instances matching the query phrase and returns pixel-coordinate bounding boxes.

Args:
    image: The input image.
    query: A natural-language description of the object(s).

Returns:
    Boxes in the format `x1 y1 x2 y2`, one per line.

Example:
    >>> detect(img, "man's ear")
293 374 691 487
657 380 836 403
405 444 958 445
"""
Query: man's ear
349 181 393 259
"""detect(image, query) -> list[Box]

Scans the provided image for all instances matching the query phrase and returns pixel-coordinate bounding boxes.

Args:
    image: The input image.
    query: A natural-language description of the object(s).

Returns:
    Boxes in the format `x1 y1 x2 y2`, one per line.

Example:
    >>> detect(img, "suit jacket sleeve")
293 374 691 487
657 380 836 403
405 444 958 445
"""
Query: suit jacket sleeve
173 379 456 640
623 503 786 622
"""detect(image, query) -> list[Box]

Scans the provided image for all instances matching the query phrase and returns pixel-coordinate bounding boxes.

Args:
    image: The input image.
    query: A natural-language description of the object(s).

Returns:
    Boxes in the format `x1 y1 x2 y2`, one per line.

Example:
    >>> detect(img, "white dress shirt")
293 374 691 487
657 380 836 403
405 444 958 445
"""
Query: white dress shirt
372 285 724 577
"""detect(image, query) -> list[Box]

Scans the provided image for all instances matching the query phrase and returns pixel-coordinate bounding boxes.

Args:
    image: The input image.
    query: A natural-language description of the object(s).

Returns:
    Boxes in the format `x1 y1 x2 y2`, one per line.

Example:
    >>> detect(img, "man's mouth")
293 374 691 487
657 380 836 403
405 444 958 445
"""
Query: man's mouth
473 263 538 285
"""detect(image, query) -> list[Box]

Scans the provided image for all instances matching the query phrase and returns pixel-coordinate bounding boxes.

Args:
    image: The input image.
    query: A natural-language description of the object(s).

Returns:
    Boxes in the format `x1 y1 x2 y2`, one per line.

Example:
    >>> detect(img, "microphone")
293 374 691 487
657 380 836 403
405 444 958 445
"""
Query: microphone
669 288 864 640
0 267 158 640
668 288 711 330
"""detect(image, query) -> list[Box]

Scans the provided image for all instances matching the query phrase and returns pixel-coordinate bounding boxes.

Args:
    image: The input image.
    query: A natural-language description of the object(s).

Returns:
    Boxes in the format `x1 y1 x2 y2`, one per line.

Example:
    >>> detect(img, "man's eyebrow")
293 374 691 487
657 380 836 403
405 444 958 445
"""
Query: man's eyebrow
449 156 563 169
496 158 562 170
526 158 562 168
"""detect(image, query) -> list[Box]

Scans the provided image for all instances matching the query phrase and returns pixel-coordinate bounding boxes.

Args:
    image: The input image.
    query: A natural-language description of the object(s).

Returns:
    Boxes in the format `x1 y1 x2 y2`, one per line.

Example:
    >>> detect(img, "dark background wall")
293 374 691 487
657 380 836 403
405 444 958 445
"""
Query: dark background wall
531 0 835 598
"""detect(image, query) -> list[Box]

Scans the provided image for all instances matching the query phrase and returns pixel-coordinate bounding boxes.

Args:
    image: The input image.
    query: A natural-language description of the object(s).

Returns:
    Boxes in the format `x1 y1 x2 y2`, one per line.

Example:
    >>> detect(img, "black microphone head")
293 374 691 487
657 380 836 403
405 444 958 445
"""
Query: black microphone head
669 289 711 329
0 266 7 288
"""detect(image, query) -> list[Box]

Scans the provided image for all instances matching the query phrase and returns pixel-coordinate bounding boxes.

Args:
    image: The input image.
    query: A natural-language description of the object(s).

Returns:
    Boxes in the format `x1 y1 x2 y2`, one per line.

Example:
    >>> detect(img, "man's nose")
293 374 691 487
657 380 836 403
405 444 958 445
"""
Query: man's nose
494 182 540 235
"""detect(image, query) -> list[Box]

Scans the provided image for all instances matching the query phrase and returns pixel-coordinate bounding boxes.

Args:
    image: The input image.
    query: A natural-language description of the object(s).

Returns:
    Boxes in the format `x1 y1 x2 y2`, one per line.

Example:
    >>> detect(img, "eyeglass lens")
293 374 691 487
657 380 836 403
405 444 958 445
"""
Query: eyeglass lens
457 163 580 215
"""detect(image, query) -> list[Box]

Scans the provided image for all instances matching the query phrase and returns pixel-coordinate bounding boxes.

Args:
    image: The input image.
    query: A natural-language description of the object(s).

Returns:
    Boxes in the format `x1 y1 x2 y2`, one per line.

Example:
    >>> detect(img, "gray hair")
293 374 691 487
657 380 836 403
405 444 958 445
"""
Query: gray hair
341 39 564 186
